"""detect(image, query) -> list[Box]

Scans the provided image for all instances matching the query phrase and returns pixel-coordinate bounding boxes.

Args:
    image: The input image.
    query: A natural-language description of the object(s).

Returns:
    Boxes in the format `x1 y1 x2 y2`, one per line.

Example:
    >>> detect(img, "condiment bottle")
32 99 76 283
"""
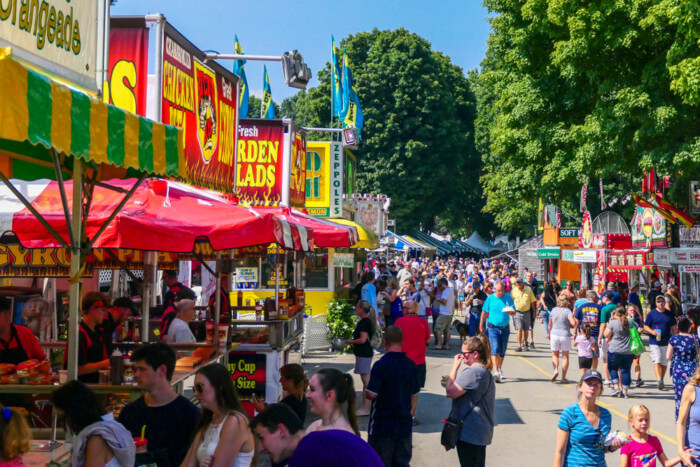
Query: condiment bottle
110 348 123 385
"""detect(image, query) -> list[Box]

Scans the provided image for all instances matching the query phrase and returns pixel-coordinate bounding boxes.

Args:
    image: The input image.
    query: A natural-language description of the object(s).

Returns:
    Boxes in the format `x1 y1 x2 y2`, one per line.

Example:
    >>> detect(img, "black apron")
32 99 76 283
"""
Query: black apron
0 324 30 365
0 325 30 407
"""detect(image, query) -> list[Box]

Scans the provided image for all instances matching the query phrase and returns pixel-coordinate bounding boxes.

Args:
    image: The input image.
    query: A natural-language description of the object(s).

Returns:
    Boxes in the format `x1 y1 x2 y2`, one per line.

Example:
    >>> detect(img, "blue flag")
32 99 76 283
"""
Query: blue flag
262 65 275 119
233 35 248 118
331 36 343 119
341 52 363 137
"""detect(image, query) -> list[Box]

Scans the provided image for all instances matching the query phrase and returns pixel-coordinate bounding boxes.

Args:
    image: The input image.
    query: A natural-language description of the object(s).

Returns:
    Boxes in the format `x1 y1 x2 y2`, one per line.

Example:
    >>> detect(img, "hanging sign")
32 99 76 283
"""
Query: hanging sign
305 142 330 215
579 211 593 248
560 228 581 238
690 181 700 214
0 0 98 89
537 248 560 259
333 252 353 268
236 119 285 205
631 206 670 248
161 22 238 192
289 125 307 207
227 352 266 399
680 225 700 248
234 267 258 289
669 249 700 265
107 18 149 116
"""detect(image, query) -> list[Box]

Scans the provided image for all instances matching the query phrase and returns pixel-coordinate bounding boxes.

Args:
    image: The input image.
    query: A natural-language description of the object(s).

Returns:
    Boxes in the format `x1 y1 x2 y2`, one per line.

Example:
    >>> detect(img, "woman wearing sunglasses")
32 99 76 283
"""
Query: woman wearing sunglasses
554 370 623 466
444 335 496 467
182 363 255 467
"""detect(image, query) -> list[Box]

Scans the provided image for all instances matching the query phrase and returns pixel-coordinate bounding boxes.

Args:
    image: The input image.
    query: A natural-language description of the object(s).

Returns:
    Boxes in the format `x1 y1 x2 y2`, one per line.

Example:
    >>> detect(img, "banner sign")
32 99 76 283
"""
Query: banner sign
631 206 670 248
305 142 330 215
236 119 285 206
333 252 353 268
107 19 148 116
537 248 560 259
0 243 177 277
680 225 700 248
0 0 97 89
235 266 258 289
227 352 266 399
161 22 238 192
355 200 383 237
680 265 700 273
330 142 343 217
669 249 700 265
289 126 307 207
560 228 581 238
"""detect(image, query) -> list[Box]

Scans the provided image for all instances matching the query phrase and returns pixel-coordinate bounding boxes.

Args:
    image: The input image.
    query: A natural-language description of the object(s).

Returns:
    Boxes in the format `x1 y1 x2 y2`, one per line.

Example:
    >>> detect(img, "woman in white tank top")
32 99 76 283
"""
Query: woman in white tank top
181 363 255 467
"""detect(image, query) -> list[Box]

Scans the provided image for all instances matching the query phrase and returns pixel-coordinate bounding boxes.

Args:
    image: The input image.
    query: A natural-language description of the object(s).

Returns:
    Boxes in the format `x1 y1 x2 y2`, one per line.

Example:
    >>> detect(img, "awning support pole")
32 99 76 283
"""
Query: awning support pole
50 149 76 248
66 162 84 381
0 172 69 249
214 252 222 348
85 174 148 251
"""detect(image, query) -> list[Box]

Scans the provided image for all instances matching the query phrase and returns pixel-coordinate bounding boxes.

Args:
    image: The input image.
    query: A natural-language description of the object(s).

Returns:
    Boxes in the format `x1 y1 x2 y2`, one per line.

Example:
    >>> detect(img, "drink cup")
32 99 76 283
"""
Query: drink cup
218 324 229 345
133 437 148 454
99 369 111 385
58 370 68 384
656 328 662 340
206 322 215 344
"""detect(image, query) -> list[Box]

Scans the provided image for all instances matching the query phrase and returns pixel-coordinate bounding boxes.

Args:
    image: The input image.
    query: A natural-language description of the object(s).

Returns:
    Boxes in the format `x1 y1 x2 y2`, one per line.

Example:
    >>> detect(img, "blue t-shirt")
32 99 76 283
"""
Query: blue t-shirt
361 282 378 313
366 352 419 437
289 430 383 467
483 293 515 327
644 308 675 346
557 403 611 467
628 292 642 310
575 302 602 339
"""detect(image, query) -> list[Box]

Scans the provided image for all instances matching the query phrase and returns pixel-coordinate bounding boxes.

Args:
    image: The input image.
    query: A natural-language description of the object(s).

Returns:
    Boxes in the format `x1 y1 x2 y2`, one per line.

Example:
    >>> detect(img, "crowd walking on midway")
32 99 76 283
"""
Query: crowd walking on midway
3 256 700 466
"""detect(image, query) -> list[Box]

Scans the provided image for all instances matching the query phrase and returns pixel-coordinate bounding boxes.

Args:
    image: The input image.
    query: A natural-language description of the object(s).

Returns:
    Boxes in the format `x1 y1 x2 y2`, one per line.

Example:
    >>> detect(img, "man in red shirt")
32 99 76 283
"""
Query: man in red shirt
0 295 45 365
395 300 430 424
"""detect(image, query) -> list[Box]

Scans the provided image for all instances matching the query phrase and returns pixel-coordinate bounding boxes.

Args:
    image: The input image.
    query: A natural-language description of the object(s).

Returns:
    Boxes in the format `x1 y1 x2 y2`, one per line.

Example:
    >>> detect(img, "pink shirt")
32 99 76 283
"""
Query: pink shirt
621 435 664 467
575 335 595 358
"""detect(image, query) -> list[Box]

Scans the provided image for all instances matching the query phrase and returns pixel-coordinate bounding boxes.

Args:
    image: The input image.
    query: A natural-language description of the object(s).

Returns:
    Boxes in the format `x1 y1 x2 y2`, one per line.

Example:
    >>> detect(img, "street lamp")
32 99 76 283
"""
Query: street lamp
204 50 312 90
303 126 360 149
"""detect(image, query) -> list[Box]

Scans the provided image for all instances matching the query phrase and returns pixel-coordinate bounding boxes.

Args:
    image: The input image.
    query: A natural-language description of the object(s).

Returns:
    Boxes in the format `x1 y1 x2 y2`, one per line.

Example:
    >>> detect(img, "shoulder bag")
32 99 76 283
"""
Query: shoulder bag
441 373 493 450
628 325 646 356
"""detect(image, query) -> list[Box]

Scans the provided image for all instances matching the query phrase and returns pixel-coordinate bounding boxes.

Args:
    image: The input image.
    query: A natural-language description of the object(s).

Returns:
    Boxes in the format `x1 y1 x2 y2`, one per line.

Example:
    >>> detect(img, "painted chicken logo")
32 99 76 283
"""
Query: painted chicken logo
194 60 218 163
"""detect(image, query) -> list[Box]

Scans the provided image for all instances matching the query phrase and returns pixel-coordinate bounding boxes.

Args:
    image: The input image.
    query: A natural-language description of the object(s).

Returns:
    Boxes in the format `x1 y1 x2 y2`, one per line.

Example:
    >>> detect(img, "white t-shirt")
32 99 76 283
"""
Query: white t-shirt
166 317 196 343
418 289 431 316
439 287 455 316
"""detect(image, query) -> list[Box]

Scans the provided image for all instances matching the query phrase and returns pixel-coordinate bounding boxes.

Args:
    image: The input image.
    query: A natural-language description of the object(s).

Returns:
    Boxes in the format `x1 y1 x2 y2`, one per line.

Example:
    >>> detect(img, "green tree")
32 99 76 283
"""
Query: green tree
246 95 281 119
283 29 492 234
476 0 700 234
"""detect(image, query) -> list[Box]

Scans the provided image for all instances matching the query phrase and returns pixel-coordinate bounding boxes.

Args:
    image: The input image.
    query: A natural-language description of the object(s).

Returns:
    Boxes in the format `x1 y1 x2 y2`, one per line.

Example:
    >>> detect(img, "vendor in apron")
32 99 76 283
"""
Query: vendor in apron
0 295 46 406
63 292 110 384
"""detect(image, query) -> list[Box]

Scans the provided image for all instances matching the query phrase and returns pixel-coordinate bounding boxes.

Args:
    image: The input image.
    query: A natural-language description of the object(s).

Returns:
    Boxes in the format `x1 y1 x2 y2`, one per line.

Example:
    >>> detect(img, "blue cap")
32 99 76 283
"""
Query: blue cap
580 370 603 383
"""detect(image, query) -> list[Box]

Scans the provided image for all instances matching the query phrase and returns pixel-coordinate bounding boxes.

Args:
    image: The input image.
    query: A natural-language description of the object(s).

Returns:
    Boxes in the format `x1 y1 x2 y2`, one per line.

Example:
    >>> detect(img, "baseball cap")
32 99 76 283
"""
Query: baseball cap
580 370 603 384
667 283 677 290
654 280 661 287
655 295 666 302
472 281 481 288
601 291 615 301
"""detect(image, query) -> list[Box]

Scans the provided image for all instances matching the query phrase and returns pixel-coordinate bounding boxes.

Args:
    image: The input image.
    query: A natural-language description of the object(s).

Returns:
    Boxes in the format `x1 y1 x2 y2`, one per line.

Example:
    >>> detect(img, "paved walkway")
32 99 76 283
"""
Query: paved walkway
302 317 679 466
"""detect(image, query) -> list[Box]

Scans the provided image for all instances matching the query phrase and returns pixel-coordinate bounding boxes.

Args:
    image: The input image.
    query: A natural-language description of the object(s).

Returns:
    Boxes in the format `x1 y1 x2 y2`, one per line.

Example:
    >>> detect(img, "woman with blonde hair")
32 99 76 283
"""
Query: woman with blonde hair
0 404 31 466
549 293 577 383
676 366 700 465
444 335 496 467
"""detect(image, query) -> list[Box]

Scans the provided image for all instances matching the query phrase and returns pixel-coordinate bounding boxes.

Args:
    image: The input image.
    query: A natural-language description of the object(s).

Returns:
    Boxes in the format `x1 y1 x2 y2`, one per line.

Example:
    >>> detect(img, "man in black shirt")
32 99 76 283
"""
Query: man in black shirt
161 271 184 314
102 297 136 355
366 326 419 466
118 342 200 467
63 292 110 383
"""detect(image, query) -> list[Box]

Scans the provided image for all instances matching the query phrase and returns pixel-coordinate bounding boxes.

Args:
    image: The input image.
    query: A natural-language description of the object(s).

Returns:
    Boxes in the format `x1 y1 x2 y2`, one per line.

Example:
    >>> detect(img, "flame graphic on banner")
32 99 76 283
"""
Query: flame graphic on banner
237 187 281 207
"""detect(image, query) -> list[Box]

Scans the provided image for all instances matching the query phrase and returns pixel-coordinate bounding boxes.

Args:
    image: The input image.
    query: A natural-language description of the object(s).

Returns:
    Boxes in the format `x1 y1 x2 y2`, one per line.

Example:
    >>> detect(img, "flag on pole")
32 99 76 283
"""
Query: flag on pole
262 65 274 119
555 205 562 228
649 192 695 228
599 179 607 210
331 36 343 119
340 50 363 137
232 35 249 118
537 198 544 231
631 192 677 224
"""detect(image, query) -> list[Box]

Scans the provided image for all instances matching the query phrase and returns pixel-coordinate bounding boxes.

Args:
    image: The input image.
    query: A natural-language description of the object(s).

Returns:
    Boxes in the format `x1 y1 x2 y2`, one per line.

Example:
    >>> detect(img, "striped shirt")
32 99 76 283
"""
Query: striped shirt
557 403 611 467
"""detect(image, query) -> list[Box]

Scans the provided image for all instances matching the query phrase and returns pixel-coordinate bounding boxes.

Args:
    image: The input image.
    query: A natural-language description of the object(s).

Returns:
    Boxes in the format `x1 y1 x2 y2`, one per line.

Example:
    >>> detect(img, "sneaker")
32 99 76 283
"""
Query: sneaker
636 379 644 388
529 342 536 349
623 393 630 399
498 370 504 381
611 388 622 398
525 343 529 351
412 417 420 426
658 380 664 390
561 378 572 385
516 347 523 352
551 371 558 382
493 371 501 383
603 379 612 388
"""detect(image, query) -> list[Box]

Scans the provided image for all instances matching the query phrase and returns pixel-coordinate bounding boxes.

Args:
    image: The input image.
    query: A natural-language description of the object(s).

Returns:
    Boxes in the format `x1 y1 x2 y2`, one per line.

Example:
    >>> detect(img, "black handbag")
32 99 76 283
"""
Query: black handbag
441 376 493 450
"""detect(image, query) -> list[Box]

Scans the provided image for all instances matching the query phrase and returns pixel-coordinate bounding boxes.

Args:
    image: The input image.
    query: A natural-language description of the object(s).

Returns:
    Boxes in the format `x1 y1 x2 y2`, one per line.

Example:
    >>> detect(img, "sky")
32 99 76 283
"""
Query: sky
111 0 491 103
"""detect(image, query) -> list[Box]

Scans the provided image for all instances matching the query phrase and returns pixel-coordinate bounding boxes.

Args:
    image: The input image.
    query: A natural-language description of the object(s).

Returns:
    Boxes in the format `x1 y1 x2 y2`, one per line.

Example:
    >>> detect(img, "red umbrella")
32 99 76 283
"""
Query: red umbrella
256 207 358 248
0 178 313 252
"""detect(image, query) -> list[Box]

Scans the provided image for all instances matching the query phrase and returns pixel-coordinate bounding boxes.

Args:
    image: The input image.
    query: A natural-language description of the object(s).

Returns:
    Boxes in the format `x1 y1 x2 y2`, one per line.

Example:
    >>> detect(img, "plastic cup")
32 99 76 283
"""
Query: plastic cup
58 370 68 384
206 322 215 344
133 437 148 454
218 324 229 345
99 369 111 384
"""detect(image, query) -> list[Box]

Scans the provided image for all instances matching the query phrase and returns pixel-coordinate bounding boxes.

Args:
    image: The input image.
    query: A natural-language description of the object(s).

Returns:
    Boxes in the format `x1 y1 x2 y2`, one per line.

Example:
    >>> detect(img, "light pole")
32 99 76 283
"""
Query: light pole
205 50 312 89
302 126 360 149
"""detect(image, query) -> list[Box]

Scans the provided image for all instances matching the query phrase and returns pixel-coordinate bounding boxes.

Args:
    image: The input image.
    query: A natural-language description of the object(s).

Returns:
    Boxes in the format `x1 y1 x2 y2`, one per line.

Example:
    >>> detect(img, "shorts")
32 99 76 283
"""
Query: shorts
458 296 465 302
416 363 426 388
435 314 453 334
550 335 571 352
650 345 669 366
354 356 373 375
487 325 510 357
513 311 531 331
579 357 593 370
599 339 609 362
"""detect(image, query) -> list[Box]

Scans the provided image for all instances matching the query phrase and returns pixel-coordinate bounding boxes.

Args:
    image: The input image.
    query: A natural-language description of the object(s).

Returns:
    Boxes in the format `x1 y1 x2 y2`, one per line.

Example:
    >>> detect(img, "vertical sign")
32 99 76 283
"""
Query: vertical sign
107 19 148 116
161 22 238 192
305 142 330 216
330 141 343 217
227 352 266 399
288 127 307 207
236 119 285 206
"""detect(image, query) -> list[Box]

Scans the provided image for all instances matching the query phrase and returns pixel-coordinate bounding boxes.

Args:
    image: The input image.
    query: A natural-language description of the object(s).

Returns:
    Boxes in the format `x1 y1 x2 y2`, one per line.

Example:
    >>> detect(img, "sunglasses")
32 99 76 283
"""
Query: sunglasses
593 429 604 449
193 383 205 393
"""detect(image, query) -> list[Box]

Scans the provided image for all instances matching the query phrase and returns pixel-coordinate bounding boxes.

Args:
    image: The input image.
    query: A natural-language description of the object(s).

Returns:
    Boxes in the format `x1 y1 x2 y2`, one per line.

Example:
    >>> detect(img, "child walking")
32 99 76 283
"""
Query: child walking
620 404 689 466
574 324 595 376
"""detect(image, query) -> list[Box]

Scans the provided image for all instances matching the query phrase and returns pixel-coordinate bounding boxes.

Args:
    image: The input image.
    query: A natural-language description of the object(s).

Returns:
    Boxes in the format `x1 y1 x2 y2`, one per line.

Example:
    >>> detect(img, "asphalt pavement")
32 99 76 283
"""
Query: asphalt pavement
301 316 679 466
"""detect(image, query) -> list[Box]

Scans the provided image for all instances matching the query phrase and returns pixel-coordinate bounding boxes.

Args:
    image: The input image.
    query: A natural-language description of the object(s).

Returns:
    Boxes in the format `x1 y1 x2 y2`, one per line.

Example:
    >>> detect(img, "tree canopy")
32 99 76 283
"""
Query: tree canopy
282 29 492 234
475 0 700 234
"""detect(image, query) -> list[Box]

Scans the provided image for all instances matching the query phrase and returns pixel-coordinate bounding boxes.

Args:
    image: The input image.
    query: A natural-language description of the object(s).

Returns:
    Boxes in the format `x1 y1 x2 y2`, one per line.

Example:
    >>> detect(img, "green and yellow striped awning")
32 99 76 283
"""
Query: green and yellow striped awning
0 51 184 178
